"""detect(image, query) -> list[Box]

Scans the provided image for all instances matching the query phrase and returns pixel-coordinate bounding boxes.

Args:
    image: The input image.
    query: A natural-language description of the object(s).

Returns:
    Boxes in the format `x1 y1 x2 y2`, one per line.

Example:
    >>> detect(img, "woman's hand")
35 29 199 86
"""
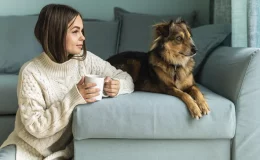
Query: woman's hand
104 77 120 97
77 77 100 103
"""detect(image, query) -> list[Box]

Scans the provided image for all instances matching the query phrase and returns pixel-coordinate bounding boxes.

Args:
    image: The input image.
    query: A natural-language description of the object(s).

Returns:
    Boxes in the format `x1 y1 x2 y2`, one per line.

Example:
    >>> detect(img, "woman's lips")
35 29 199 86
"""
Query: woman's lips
77 45 83 48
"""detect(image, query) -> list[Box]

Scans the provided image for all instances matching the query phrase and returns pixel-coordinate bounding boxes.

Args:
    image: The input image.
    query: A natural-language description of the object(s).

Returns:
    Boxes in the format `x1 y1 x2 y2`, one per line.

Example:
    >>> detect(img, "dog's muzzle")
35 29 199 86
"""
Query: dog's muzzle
189 53 197 57
189 45 198 57
178 51 197 57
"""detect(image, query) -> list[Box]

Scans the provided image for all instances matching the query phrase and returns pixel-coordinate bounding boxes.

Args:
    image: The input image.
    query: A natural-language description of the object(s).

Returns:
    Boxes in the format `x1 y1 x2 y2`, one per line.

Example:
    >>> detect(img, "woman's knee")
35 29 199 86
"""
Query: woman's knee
0 145 16 160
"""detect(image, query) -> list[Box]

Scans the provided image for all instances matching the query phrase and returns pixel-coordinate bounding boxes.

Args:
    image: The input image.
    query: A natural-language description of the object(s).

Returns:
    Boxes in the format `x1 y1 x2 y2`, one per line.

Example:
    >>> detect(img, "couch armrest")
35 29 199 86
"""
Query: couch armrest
198 46 260 102
198 46 260 160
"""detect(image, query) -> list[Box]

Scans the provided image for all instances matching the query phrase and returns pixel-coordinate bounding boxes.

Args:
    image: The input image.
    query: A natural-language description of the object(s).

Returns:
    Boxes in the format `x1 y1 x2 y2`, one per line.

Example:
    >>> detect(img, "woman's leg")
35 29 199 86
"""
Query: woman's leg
0 145 16 160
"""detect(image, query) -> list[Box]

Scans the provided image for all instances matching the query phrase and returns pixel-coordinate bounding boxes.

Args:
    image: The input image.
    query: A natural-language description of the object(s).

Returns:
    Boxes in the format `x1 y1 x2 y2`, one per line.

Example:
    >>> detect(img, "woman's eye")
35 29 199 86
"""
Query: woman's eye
72 30 78 33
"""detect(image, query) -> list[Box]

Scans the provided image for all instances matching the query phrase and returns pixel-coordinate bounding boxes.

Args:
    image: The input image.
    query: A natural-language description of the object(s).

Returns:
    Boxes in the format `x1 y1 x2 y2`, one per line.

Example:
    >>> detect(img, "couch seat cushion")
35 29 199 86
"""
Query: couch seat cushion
0 74 18 115
72 84 236 140
0 116 15 144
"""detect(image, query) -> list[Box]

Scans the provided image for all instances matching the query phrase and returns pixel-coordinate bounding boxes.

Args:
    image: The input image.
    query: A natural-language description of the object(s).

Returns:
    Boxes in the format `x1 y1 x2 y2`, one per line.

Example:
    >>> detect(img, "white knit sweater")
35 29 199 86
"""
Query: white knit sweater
0 51 134 160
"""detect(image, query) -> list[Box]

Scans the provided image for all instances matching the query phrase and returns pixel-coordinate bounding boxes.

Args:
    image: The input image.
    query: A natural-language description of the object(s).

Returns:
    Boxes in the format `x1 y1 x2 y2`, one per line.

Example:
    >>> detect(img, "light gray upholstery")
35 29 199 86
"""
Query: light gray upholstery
73 84 235 140
114 7 198 53
0 75 18 115
74 139 230 160
198 46 260 160
84 20 119 60
0 16 42 74
0 145 16 160
0 116 15 145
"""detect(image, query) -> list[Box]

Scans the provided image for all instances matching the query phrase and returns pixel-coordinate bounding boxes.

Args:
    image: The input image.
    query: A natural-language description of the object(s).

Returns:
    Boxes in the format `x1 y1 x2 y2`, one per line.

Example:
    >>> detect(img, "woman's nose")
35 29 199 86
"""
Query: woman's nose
80 34 85 41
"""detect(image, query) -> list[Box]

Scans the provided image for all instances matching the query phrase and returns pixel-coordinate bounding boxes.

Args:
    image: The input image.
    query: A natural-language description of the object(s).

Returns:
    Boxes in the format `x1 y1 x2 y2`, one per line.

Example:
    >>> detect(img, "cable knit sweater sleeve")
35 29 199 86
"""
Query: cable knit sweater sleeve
88 51 134 95
17 62 86 139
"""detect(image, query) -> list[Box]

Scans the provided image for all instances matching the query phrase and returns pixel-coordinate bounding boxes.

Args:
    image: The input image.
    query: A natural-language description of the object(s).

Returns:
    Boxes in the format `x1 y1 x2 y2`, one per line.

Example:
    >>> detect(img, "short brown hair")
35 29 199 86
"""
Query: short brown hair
34 4 86 63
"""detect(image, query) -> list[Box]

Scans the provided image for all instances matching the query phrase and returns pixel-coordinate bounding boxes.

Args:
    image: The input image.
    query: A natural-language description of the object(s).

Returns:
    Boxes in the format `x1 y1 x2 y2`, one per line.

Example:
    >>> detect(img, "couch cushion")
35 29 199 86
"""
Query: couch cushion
83 20 119 60
192 24 231 74
72 84 236 140
114 7 198 53
0 116 15 145
0 16 42 74
0 74 18 115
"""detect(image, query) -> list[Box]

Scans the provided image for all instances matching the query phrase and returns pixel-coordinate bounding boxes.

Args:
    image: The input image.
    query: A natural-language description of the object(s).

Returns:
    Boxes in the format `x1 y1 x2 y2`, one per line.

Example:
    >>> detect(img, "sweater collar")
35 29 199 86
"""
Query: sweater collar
37 52 79 77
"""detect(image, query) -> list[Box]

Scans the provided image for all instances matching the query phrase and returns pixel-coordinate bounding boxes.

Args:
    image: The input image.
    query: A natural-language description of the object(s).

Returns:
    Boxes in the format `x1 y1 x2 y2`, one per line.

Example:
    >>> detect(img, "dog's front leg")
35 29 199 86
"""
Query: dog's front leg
167 87 202 119
186 85 210 115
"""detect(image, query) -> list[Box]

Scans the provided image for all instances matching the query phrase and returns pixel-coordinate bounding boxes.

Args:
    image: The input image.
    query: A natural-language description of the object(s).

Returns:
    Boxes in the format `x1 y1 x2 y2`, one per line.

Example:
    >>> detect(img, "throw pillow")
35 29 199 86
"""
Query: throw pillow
114 7 199 53
83 20 119 60
192 24 231 74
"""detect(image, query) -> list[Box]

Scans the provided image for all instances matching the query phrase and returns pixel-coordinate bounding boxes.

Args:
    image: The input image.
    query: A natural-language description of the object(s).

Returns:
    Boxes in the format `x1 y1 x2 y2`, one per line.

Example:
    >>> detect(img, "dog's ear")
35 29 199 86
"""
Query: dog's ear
168 20 174 26
175 17 186 24
153 22 170 37
186 24 192 37
175 17 192 36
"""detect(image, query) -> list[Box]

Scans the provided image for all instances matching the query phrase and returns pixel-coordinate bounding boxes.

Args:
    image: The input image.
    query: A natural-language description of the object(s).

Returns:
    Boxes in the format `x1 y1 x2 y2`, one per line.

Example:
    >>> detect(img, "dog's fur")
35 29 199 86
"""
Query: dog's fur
107 18 210 119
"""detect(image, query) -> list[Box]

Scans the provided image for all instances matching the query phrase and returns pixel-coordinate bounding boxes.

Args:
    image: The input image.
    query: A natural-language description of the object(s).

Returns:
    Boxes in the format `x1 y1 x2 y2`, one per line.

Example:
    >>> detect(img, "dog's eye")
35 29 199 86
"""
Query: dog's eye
176 36 182 41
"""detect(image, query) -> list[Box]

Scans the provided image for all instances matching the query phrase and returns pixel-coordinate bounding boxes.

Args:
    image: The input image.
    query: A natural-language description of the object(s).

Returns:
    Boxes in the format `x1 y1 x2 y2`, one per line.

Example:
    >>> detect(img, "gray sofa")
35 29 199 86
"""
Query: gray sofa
0 8 259 160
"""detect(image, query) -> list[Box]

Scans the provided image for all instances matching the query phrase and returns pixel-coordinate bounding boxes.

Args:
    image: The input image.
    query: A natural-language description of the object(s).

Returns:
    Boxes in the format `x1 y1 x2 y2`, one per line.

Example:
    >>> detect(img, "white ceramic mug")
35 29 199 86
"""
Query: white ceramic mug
84 74 105 101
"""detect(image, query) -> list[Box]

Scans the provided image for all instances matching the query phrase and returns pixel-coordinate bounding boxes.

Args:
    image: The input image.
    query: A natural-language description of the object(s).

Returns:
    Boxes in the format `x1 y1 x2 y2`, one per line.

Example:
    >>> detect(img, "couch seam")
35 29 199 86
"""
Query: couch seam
235 49 260 104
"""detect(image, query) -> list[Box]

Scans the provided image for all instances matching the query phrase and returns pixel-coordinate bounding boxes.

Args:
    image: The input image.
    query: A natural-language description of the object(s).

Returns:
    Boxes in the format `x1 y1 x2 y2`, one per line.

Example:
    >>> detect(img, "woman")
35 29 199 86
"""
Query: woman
0 4 134 160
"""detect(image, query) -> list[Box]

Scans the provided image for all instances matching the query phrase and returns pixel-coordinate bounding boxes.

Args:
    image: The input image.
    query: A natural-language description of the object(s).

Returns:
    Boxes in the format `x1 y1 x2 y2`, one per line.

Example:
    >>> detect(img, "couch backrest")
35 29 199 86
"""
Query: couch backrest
83 20 119 60
0 16 120 75
0 16 42 74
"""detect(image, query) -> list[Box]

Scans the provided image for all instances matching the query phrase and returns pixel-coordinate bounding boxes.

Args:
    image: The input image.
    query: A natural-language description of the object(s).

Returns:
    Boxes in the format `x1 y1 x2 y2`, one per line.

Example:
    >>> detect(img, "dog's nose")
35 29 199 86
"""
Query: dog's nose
191 45 198 54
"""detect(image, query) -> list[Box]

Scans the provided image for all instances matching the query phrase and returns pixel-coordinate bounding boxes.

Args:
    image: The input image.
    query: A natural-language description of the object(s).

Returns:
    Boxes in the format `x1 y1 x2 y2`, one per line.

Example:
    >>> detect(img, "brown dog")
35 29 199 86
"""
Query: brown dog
107 18 210 119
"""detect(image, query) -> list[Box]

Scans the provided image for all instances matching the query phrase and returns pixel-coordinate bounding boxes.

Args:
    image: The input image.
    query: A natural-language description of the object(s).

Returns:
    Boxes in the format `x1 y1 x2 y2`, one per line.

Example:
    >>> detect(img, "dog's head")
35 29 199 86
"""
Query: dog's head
150 18 197 65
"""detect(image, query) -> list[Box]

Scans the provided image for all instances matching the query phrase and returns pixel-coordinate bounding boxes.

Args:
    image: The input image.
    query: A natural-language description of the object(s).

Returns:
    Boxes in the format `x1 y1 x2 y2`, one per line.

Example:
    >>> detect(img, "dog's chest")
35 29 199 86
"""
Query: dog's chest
171 64 180 81
170 65 186 89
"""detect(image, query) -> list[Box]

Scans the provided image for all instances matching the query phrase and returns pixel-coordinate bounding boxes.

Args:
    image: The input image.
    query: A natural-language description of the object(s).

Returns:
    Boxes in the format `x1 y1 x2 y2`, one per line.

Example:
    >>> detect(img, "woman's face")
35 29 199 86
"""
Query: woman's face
66 15 85 55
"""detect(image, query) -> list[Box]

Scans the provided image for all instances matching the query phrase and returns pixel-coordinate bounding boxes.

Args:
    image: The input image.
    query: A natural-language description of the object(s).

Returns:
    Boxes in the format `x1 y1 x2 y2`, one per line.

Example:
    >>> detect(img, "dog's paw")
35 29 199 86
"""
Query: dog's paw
197 100 210 115
187 102 202 120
